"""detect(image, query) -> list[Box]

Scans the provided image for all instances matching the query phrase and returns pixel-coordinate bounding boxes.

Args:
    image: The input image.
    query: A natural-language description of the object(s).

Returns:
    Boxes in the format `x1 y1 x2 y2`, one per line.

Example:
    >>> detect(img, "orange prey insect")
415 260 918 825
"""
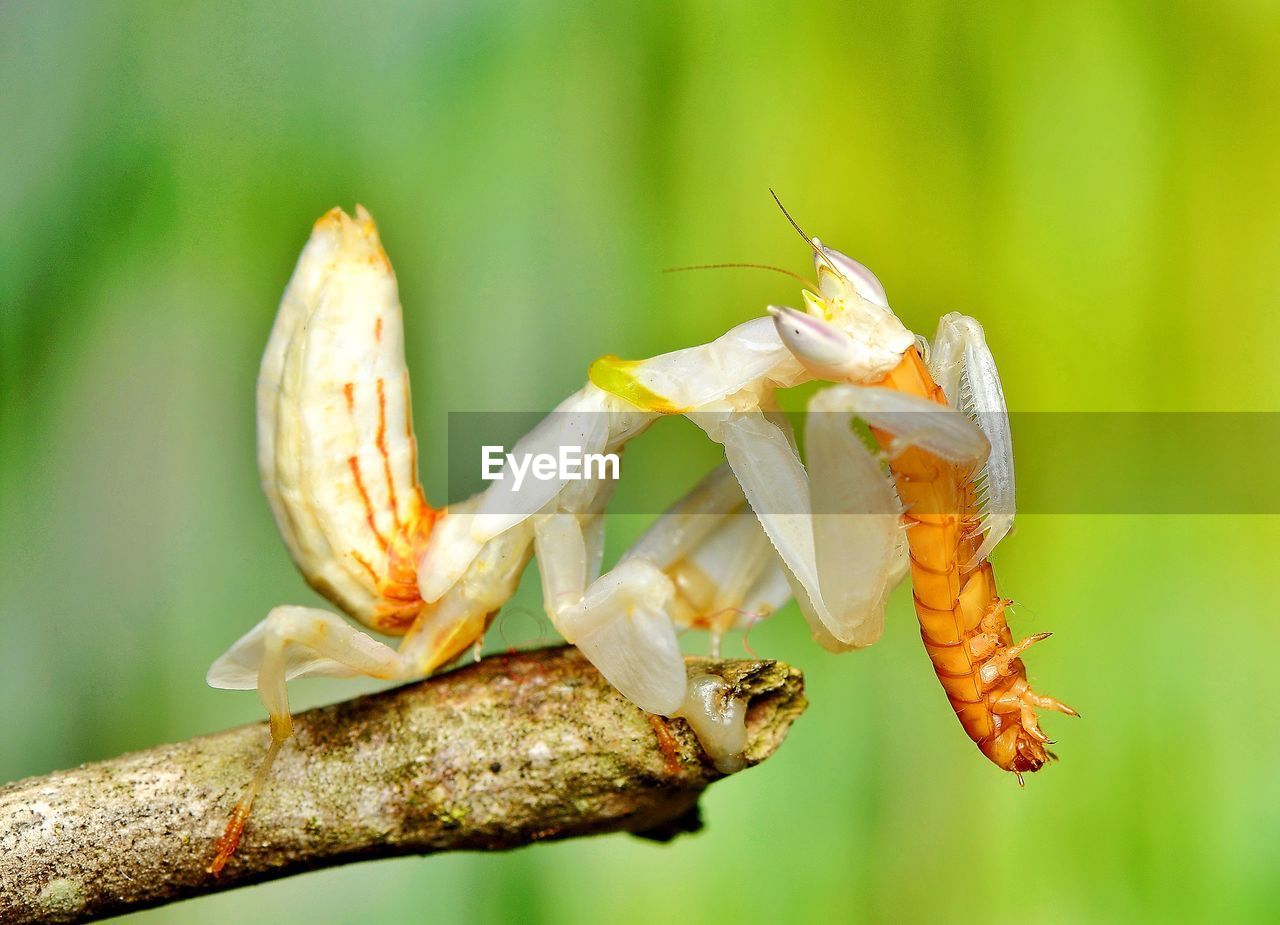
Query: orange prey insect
872 346 1077 777
764 202 1077 777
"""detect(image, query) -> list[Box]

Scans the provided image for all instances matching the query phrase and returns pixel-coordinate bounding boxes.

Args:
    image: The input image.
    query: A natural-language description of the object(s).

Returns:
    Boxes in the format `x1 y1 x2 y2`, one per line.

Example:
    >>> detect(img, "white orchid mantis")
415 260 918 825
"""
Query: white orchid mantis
206 203 1025 871
204 208 783 869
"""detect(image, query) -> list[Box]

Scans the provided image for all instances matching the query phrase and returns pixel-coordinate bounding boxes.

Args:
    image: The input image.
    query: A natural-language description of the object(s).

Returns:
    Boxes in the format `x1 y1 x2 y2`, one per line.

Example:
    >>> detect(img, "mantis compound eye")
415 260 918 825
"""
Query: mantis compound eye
812 240 889 309
767 305 859 380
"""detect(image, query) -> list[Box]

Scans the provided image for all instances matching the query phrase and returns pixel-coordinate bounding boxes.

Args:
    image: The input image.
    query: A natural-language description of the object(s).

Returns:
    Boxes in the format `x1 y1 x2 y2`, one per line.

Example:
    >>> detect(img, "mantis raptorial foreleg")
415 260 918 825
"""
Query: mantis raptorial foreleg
676 404 905 652
925 312 1016 566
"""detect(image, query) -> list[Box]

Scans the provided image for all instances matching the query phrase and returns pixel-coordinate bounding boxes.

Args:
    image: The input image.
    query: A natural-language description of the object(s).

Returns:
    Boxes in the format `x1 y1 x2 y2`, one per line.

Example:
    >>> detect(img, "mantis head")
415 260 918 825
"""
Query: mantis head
768 241 914 384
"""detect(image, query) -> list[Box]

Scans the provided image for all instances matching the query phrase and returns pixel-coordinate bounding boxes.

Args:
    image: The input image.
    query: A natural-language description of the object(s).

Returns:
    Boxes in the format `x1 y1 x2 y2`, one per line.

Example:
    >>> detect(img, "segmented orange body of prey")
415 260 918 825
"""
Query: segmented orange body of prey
872 346 1076 777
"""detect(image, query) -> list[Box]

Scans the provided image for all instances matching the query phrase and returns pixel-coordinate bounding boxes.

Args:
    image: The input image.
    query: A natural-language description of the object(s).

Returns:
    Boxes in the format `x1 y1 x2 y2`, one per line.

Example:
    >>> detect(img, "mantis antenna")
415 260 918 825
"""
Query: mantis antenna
661 191 837 288
662 262 816 289
769 188 839 274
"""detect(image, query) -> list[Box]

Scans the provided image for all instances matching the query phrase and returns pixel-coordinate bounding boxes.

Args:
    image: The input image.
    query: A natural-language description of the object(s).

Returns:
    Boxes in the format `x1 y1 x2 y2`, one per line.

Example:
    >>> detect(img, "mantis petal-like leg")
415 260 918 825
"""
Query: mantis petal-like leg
206 517 533 875
806 388 910 648
207 606 407 730
804 382 996 632
531 464 788 771
695 386 986 651
556 559 687 715
500 466 686 717
207 616 385 691
623 464 789 655
207 496 534 875
532 506 685 715
703 405 907 651
666 508 788 654
692 408 900 650
927 313 1015 567
205 605 408 874
697 410 852 649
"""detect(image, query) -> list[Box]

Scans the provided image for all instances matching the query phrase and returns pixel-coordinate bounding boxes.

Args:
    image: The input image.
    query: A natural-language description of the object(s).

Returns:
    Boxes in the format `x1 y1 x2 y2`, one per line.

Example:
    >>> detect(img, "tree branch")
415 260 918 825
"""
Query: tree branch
0 646 805 924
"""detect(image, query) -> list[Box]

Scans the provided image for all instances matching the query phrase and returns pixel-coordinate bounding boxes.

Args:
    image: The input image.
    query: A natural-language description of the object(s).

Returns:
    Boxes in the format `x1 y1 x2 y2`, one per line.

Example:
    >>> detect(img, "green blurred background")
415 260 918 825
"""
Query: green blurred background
3 2 1279 922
